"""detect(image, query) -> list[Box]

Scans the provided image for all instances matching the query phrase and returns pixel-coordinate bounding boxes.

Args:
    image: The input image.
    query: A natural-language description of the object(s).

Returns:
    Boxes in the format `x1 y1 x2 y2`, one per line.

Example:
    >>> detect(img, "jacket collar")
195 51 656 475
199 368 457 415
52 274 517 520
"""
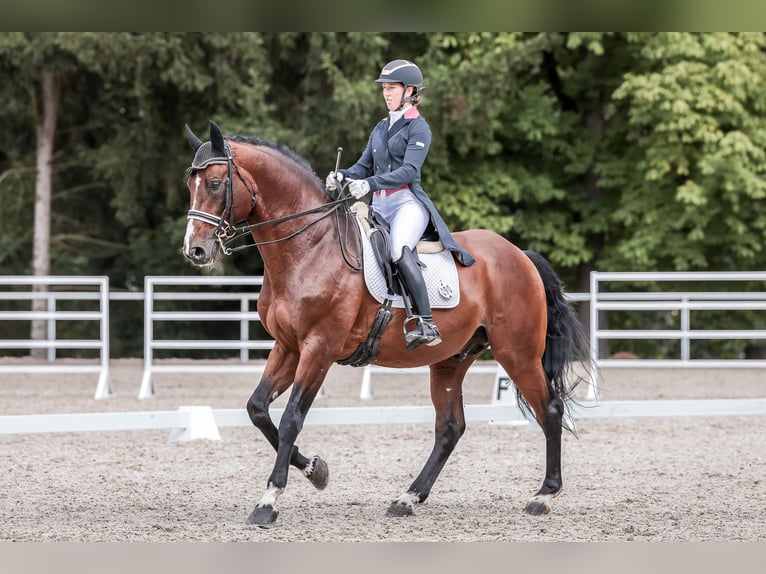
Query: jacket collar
385 106 420 138
404 106 420 119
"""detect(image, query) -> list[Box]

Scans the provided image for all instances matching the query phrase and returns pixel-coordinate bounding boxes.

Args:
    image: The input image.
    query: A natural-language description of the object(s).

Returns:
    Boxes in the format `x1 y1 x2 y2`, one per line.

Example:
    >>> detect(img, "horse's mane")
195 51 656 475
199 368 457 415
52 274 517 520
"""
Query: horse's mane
228 135 329 195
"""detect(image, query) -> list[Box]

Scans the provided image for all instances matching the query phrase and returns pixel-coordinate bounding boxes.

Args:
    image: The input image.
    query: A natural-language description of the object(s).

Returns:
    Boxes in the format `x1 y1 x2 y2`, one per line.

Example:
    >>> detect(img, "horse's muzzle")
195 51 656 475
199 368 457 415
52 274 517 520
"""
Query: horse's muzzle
183 243 218 267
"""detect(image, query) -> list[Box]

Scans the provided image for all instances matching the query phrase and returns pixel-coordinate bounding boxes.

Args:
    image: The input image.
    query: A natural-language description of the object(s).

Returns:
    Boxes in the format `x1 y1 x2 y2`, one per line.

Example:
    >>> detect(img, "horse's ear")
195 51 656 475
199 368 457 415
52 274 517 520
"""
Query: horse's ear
185 124 203 151
209 120 227 157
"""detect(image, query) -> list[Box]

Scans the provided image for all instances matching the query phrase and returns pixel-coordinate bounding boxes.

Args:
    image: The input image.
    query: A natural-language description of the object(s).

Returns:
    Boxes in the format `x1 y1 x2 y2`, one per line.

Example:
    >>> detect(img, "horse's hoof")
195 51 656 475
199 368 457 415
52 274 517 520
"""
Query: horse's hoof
524 496 552 516
304 456 329 490
246 505 279 526
524 500 551 516
386 501 414 517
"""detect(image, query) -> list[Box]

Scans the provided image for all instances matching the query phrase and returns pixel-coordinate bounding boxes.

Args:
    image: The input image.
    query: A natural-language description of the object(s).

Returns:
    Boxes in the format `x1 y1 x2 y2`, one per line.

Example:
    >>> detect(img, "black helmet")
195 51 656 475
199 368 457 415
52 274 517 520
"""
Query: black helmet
375 59 424 91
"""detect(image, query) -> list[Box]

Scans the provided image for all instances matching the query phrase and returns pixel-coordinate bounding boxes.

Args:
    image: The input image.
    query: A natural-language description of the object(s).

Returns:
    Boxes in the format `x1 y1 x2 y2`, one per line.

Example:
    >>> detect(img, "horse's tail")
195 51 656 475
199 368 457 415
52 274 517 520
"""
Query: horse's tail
522 250 589 425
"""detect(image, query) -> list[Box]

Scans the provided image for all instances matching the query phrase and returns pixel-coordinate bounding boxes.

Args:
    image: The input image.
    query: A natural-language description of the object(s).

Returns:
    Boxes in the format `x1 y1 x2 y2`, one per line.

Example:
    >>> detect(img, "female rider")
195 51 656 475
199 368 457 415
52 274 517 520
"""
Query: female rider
326 59 475 350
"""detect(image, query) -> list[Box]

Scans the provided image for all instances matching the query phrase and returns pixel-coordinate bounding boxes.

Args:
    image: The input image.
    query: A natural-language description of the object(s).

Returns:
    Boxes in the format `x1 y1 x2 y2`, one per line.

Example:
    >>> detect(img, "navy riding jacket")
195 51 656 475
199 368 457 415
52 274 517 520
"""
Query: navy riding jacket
341 106 476 266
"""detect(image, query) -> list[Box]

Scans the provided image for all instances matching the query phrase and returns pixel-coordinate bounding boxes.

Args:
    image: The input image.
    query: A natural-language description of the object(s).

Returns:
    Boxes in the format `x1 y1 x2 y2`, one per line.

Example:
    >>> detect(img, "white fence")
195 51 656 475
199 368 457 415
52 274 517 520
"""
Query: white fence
589 271 766 398
139 276 272 399
0 276 112 399
138 276 512 401
2 272 766 439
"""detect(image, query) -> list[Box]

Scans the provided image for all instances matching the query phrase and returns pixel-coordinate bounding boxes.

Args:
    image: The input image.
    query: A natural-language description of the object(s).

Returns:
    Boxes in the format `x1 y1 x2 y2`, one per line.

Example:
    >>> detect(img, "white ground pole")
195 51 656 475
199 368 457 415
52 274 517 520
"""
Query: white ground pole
2 398 765 442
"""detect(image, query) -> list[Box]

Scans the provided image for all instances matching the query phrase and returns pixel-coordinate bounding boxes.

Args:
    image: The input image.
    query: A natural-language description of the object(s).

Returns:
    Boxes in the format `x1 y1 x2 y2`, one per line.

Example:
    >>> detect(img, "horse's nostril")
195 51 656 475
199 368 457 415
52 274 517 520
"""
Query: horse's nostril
189 246 207 262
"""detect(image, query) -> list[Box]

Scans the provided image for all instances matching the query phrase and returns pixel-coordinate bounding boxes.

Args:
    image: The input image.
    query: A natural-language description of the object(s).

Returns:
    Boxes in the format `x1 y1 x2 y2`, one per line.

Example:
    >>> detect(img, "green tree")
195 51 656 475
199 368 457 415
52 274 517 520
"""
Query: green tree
606 32 766 271
414 32 766 284
0 33 276 355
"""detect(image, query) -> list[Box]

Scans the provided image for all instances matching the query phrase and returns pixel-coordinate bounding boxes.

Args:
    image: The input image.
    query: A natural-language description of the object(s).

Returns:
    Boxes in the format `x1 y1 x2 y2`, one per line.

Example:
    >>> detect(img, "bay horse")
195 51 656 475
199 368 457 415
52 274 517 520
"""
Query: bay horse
182 121 587 526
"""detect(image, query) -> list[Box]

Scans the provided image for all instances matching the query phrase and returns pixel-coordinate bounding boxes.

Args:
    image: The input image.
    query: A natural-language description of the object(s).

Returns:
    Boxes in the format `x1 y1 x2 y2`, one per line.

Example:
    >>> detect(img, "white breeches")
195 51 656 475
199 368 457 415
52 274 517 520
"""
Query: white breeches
371 189 430 261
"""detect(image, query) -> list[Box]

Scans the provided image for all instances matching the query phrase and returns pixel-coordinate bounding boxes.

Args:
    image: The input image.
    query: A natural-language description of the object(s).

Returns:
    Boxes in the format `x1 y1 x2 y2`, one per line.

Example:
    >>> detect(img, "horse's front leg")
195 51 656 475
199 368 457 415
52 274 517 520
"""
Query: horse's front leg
246 345 329 493
247 353 332 526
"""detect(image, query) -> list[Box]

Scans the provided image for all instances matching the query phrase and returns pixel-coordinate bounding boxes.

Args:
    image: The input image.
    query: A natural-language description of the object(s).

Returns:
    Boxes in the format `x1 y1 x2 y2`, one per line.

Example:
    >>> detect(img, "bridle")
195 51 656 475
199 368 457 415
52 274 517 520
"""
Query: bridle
186 143 355 260
187 142 242 249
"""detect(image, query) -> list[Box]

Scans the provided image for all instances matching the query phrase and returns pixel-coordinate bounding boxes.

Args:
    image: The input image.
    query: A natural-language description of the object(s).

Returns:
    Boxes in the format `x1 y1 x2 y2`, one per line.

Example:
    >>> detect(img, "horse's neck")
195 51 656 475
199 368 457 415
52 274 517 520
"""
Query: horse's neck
256 215 347 292
245 152 345 283
247 148 326 219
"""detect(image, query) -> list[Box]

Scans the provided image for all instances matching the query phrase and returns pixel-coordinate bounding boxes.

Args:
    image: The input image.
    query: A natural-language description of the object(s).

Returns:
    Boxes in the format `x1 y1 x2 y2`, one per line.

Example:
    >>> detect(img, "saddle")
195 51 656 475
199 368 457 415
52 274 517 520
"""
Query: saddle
362 203 424 297
349 202 459 309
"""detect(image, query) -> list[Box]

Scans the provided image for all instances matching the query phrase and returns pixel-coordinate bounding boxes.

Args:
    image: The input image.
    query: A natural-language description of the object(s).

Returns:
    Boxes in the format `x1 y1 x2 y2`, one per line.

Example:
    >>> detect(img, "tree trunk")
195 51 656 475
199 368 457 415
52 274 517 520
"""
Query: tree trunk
581 107 609 361
30 71 57 359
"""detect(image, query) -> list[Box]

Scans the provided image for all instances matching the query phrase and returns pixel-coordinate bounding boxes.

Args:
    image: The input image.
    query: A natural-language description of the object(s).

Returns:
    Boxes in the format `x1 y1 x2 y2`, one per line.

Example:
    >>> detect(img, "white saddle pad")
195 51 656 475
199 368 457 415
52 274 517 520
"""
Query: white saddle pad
352 208 460 309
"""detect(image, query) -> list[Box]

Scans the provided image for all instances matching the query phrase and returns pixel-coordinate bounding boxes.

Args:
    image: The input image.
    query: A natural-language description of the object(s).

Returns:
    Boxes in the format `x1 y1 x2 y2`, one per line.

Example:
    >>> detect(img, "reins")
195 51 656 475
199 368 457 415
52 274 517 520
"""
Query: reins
221 197 348 254
186 144 357 259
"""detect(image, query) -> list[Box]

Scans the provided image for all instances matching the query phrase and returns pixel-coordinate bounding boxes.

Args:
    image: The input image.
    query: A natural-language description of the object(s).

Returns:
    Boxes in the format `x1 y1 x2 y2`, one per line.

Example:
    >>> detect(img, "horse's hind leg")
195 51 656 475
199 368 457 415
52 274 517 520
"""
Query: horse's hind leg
502 360 565 516
246 344 329 493
387 358 472 517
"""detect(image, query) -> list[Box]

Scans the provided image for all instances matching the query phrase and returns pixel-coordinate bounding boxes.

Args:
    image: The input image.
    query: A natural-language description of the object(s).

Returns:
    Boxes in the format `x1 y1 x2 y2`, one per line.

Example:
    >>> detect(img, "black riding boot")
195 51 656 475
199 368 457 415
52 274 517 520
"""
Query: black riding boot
395 247 442 350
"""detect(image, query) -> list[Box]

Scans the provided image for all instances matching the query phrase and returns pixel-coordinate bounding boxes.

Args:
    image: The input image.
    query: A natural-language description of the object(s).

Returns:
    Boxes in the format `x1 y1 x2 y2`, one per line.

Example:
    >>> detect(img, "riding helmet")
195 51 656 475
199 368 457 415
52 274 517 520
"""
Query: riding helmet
375 60 424 91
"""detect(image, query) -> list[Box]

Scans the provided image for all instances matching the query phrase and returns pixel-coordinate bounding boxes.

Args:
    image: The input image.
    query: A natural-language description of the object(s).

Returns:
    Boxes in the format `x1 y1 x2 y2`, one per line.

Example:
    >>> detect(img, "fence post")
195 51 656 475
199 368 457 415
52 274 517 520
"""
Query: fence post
139 277 155 399
47 294 56 362
359 365 373 400
93 277 113 399
587 271 601 400
680 295 690 362
241 296 249 363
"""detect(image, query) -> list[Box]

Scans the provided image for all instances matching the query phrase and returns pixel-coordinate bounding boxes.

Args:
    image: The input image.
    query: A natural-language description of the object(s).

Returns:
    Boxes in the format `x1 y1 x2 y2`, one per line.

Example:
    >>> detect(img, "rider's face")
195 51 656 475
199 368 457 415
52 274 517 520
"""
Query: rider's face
381 82 412 111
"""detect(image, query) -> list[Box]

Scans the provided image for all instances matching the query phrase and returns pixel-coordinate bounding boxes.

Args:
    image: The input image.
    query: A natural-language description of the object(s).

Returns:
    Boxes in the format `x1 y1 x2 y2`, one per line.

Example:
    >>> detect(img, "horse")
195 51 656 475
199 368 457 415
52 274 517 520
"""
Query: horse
181 120 588 526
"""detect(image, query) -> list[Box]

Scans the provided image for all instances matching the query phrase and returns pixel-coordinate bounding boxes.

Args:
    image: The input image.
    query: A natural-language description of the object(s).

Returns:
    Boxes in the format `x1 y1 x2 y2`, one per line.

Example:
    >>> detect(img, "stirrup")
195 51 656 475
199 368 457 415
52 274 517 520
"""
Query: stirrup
403 316 442 350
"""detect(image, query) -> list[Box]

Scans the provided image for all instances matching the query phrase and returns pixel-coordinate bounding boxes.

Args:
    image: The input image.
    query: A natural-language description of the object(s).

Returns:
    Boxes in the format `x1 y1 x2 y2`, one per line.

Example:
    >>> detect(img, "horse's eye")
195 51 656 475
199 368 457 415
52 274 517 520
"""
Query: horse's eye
207 179 223 192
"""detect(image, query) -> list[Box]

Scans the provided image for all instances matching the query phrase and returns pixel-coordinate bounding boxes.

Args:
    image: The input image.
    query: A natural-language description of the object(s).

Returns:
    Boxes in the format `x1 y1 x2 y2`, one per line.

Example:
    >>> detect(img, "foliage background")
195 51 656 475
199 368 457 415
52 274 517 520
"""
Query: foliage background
1 32 765 358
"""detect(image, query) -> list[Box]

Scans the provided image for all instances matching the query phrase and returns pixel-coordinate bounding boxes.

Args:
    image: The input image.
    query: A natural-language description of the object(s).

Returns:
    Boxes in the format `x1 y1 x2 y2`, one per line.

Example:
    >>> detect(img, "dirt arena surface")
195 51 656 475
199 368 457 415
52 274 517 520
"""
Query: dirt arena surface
0 358 764 542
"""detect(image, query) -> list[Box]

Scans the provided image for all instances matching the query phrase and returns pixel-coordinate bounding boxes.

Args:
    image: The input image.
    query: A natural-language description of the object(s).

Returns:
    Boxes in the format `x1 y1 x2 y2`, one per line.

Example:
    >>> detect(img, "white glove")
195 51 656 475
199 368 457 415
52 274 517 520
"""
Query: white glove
348 179 371 199
325 171 343 191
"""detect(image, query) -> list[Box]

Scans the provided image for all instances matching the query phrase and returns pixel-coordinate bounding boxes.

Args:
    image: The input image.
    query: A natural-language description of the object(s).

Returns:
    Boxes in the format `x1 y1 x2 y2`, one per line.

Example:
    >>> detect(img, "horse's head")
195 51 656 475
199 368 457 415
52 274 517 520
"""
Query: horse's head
182 121 255 266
